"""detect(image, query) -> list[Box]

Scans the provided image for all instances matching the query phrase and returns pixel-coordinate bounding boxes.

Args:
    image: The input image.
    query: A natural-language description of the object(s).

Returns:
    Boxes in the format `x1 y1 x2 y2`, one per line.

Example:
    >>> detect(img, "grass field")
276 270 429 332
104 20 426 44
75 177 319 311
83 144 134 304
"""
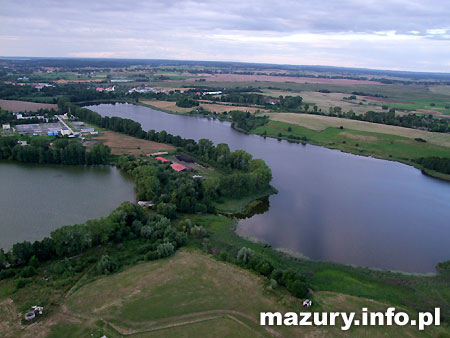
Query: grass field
253 120 450 167
0 99 58 112
91 130 175 155
266 113 450 148
3 250 444 337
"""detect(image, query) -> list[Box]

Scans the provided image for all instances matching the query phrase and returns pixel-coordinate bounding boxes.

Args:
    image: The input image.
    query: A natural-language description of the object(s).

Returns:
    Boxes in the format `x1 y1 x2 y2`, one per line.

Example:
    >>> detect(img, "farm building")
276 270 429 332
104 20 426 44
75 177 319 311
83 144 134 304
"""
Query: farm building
171 163 188 172
150 151 169 156
175 154 195 163
155 156 169 163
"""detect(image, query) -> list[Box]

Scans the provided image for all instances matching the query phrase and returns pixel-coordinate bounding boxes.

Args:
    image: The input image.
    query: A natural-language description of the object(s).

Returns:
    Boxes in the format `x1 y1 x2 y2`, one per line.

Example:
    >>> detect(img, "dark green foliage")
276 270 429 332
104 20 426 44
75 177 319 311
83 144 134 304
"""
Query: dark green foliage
145 251 159 261
230 110 268 132
176 96 199 108
0 135 111 165
237 247 254 265
14 277 29 290
157 242 175 258
156 202 177 219
437 260 450 275
96 255 120 275
286 279 309 298
20 265 37 278
416 157 450 174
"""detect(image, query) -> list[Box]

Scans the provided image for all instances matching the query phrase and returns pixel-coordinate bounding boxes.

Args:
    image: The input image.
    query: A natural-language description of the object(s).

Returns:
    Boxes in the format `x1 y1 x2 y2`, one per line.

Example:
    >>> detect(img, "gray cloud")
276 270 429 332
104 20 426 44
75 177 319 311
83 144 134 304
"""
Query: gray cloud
1 0 450 71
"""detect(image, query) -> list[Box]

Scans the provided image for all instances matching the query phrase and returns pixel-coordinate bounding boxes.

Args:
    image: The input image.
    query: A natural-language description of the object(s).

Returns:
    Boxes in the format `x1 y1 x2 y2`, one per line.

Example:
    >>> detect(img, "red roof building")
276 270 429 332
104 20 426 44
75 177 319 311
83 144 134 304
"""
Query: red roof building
170 163 188 172
155 156 169 163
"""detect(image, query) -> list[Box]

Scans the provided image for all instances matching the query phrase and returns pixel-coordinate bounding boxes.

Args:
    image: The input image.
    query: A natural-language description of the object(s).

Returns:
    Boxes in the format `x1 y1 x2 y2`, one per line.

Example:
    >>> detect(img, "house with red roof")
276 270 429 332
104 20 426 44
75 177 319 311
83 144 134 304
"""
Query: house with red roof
171 163 188 172
155 156 169 163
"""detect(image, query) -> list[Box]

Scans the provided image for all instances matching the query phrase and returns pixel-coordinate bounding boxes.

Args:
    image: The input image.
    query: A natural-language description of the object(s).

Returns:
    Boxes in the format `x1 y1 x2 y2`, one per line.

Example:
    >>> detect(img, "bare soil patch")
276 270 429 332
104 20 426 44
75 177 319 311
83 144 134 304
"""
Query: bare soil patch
92 130 174 155
0 99 57 112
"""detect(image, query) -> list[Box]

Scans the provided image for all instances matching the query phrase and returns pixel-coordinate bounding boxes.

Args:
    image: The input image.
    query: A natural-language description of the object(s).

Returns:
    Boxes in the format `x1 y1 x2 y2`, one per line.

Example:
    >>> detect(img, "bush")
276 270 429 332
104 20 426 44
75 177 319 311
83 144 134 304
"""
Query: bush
271 269 283 282
96 255 120 275
190 225 206 239
140 225 154 239
237 247 254 265
14 277 29 290
270 279 278 289
0 269 16 280
145 251 159 261
287 279 309 298
157 242 175 258
157 203 177 219
20 266 36 278
175 232 188 247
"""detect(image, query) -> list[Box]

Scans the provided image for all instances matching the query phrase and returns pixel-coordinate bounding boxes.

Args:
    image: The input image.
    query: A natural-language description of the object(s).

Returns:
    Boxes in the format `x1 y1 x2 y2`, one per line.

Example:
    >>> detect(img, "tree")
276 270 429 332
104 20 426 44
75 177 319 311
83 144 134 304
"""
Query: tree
140 225 154 239
157 202 177 219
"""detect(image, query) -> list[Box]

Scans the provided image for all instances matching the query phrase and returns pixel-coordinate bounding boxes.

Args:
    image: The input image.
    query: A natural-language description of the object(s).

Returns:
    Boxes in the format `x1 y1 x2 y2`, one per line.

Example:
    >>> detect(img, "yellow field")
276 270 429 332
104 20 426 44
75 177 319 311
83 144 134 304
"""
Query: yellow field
267 113 450 147
92 130 174 155
141 100 268 114
262 90 386 115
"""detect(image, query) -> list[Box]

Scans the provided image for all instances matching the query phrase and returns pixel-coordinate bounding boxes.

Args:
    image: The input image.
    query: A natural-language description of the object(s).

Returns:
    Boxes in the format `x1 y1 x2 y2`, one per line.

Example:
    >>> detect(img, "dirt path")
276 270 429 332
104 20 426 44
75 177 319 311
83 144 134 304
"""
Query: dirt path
99 309 284 337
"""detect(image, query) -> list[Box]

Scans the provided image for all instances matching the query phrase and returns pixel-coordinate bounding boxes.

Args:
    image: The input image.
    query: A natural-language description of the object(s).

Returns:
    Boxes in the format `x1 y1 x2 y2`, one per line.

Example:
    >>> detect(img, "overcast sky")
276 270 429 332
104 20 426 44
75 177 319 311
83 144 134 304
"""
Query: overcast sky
1 0 450 72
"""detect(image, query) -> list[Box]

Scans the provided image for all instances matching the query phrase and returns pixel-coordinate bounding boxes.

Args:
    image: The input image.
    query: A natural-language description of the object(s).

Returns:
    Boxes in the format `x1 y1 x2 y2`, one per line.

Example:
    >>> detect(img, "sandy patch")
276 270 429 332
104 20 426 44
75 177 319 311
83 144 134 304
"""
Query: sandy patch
92 130 174 155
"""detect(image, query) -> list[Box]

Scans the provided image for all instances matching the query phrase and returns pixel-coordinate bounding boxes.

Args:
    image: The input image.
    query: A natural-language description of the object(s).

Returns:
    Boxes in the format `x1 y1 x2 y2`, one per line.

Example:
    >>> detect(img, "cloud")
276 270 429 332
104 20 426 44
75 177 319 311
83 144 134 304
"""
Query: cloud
1 0 450 71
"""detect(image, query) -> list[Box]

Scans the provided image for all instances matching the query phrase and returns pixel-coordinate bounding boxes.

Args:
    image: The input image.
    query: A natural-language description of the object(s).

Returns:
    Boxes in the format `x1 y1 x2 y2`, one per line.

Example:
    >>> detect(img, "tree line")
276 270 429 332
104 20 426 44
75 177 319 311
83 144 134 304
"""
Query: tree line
0 202 188 280
0 136 110 165
416 157 450 174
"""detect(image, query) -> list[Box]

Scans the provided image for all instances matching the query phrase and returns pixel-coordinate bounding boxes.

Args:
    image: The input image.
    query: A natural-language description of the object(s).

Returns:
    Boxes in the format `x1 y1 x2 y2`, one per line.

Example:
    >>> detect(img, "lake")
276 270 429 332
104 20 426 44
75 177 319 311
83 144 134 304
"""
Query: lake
0 161 135 250
88 103 450 273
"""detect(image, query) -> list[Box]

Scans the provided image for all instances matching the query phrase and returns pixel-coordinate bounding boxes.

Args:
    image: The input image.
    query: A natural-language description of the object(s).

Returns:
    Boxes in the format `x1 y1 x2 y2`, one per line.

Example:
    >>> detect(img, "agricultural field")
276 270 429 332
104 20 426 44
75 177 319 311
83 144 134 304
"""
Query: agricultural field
91 130 175 156
184 73 384 85
141 100 268 114
266 113 450 147
3 250 444 338
0 99 58 112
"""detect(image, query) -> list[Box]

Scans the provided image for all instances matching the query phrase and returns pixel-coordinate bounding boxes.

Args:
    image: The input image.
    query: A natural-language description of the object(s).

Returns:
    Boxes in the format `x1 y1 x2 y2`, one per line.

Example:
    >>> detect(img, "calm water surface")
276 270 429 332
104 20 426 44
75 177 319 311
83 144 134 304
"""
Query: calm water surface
0 161 135 249
88 103 450 273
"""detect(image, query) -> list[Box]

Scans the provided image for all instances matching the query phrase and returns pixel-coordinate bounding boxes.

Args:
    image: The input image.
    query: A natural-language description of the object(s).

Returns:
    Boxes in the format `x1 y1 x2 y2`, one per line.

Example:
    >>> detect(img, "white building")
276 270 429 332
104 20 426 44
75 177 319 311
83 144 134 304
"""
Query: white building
2 124 10 130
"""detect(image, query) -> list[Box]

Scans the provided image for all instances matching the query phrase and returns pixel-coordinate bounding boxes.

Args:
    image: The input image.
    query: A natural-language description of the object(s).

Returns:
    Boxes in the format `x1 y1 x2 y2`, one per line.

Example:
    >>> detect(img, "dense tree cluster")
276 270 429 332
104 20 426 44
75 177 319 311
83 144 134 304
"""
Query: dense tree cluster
0 202 186 277
229 110 269 132
117 152 272 212
235 247 309 298
175 96 199 108
0 136 110 165
416 157 450 174
219 93 267 106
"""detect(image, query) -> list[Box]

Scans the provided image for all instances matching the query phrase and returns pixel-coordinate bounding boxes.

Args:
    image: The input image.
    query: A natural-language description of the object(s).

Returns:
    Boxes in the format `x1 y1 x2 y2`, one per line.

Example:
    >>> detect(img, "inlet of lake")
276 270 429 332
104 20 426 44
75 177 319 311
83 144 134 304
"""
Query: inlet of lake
0 161 135 250
87 103 450 273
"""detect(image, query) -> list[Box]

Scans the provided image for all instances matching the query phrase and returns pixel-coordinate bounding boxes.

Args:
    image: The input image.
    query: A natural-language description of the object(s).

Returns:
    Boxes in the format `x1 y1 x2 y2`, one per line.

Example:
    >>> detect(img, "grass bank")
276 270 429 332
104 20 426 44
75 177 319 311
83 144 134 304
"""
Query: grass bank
189 215 450 324
251 119 450 181
214 185 278 214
